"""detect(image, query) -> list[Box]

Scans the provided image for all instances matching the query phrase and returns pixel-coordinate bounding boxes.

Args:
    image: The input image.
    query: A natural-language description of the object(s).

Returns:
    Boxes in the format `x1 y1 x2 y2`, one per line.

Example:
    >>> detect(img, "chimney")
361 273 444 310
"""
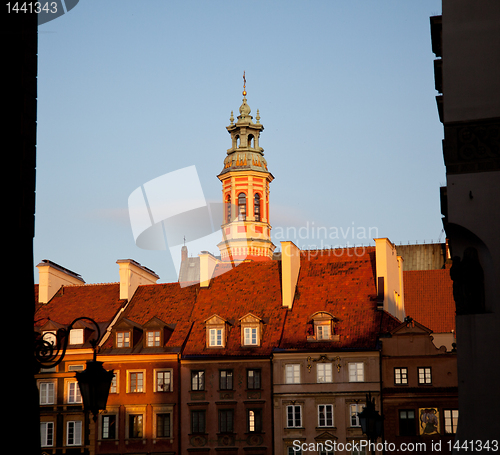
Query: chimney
374 238 405 321
116 259 159 300
281 241 301 309
199 251 218 288
37 260 85 304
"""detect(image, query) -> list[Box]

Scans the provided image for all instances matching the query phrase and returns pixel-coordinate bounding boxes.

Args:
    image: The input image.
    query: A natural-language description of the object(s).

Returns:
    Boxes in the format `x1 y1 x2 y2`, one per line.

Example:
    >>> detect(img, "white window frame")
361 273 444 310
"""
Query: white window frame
39 381 56 405
286 404 302 428
69 328 84 345
285 364 301 384
209 328 223 347
40 421 54 447
66 420 82 446
101 413 117 440
317 363 333 383
42 331 57 346
318 404 334 427
348 362 364 382
191 370 205 391
155 369 173 392
109 371 119 393
316 323 331 340
67 380 82 404
244 326 258 345
349 403 365 427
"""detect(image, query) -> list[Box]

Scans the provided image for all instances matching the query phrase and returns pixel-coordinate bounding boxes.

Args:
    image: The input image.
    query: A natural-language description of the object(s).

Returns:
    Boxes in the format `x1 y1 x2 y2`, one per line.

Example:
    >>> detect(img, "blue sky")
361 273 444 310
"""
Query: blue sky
35 0 444 284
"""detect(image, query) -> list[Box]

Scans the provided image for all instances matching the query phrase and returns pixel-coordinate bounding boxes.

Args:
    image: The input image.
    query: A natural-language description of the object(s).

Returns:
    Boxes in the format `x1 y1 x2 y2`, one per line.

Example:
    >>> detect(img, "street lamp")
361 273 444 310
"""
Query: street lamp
358 392 384 443
34 316 114 421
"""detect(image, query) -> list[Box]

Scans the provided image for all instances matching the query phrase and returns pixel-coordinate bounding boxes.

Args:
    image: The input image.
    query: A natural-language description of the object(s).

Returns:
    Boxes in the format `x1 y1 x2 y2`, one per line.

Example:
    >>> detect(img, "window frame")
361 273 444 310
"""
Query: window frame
418 367 432 385
285 364 301 384
69 328 84 345
248 408 263 433
101 414 117 440
218 408 235 434
128 414 144 439
444 409 459 434
394 367 408 385
39 380 56 405
209 328 224 347
349 403 365 427
40 421 54 447
348 362 364 382
116 331 131 348
317 363 333 383
191 370 205 391
156 412 171 438
244 326 258 346
286 404 302 428
247 369 261 390
238 192 247 220
67 380 82 404
66 420 82 446
318 404 334 427
128 370 145 393
191 409 206 434
155 369 173 392
219 369 233 390
146 330 161 347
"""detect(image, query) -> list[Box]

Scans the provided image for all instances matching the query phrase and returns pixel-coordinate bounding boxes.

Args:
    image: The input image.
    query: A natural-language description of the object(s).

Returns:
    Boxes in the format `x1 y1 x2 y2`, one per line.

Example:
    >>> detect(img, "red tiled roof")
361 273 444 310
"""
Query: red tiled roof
34 283 125 327
279 248 401 351
182 260 287 357
403 269 456 333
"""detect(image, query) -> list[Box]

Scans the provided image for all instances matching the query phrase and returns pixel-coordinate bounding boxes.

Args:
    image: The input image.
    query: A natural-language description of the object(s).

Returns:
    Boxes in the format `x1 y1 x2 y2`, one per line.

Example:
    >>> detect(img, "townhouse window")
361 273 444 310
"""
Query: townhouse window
238 192 246 220
285 364 301 384
67 381 82 404
191 370 205 391
288 447 302 455
244 327 258 345
287 404 302 428
351 441 367 455
109 372 118 393
129 372 144 393
394 367 408 385
350 403 364 427
219 409 234 433
348 362 364 382
147 330 161 347
254 193 261 222
320 451 334 455
399 409 416 436
444 409 459 434
248 409 263 432
191 410 206 433
116 331 130 348
102 415 116 439
318 404 334 427
40 422 54 447
156 413 171 438
418 367 432 384
66 420 82 446
43 331 57 346
317 363 333 383
220 369 233 390
39 382 55 405
69 328 84 345
247 369 261 389
155 370 172 392
129 414 143 438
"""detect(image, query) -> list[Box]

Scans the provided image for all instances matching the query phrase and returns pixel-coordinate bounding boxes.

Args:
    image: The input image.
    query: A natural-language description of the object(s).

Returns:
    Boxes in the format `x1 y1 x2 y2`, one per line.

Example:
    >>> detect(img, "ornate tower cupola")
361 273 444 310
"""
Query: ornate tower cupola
217 74 276 262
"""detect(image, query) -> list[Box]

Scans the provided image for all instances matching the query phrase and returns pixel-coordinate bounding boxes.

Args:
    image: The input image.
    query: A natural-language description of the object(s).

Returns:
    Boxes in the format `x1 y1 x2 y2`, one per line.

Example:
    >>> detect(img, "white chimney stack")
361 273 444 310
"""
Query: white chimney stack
36 260 85 304
116 259 159 300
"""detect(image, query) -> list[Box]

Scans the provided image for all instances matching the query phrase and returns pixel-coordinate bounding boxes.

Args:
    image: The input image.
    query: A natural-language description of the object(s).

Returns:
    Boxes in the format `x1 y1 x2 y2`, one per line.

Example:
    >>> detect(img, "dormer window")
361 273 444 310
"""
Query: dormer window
117 331 130 348
147 330 161 347
205 315 228 348
308 311 339 342
69 329 84 345
43 331 57 346
209 328 223 347
240 313 263 347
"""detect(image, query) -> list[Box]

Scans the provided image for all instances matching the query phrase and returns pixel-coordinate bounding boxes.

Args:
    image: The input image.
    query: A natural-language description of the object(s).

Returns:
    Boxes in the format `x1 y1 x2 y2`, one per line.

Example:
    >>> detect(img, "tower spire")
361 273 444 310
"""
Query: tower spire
217 79 276 262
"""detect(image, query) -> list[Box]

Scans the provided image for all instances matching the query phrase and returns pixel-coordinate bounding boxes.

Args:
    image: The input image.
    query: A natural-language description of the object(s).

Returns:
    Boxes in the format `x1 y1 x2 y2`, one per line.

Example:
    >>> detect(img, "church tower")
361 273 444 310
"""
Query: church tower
217 75 276 263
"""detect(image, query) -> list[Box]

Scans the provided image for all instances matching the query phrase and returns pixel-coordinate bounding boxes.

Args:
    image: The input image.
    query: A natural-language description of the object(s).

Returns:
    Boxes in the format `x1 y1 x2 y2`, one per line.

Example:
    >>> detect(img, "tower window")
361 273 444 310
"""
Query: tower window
226 195 231 223
254 193 261 222
248 134 254 148
238 193 246 220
